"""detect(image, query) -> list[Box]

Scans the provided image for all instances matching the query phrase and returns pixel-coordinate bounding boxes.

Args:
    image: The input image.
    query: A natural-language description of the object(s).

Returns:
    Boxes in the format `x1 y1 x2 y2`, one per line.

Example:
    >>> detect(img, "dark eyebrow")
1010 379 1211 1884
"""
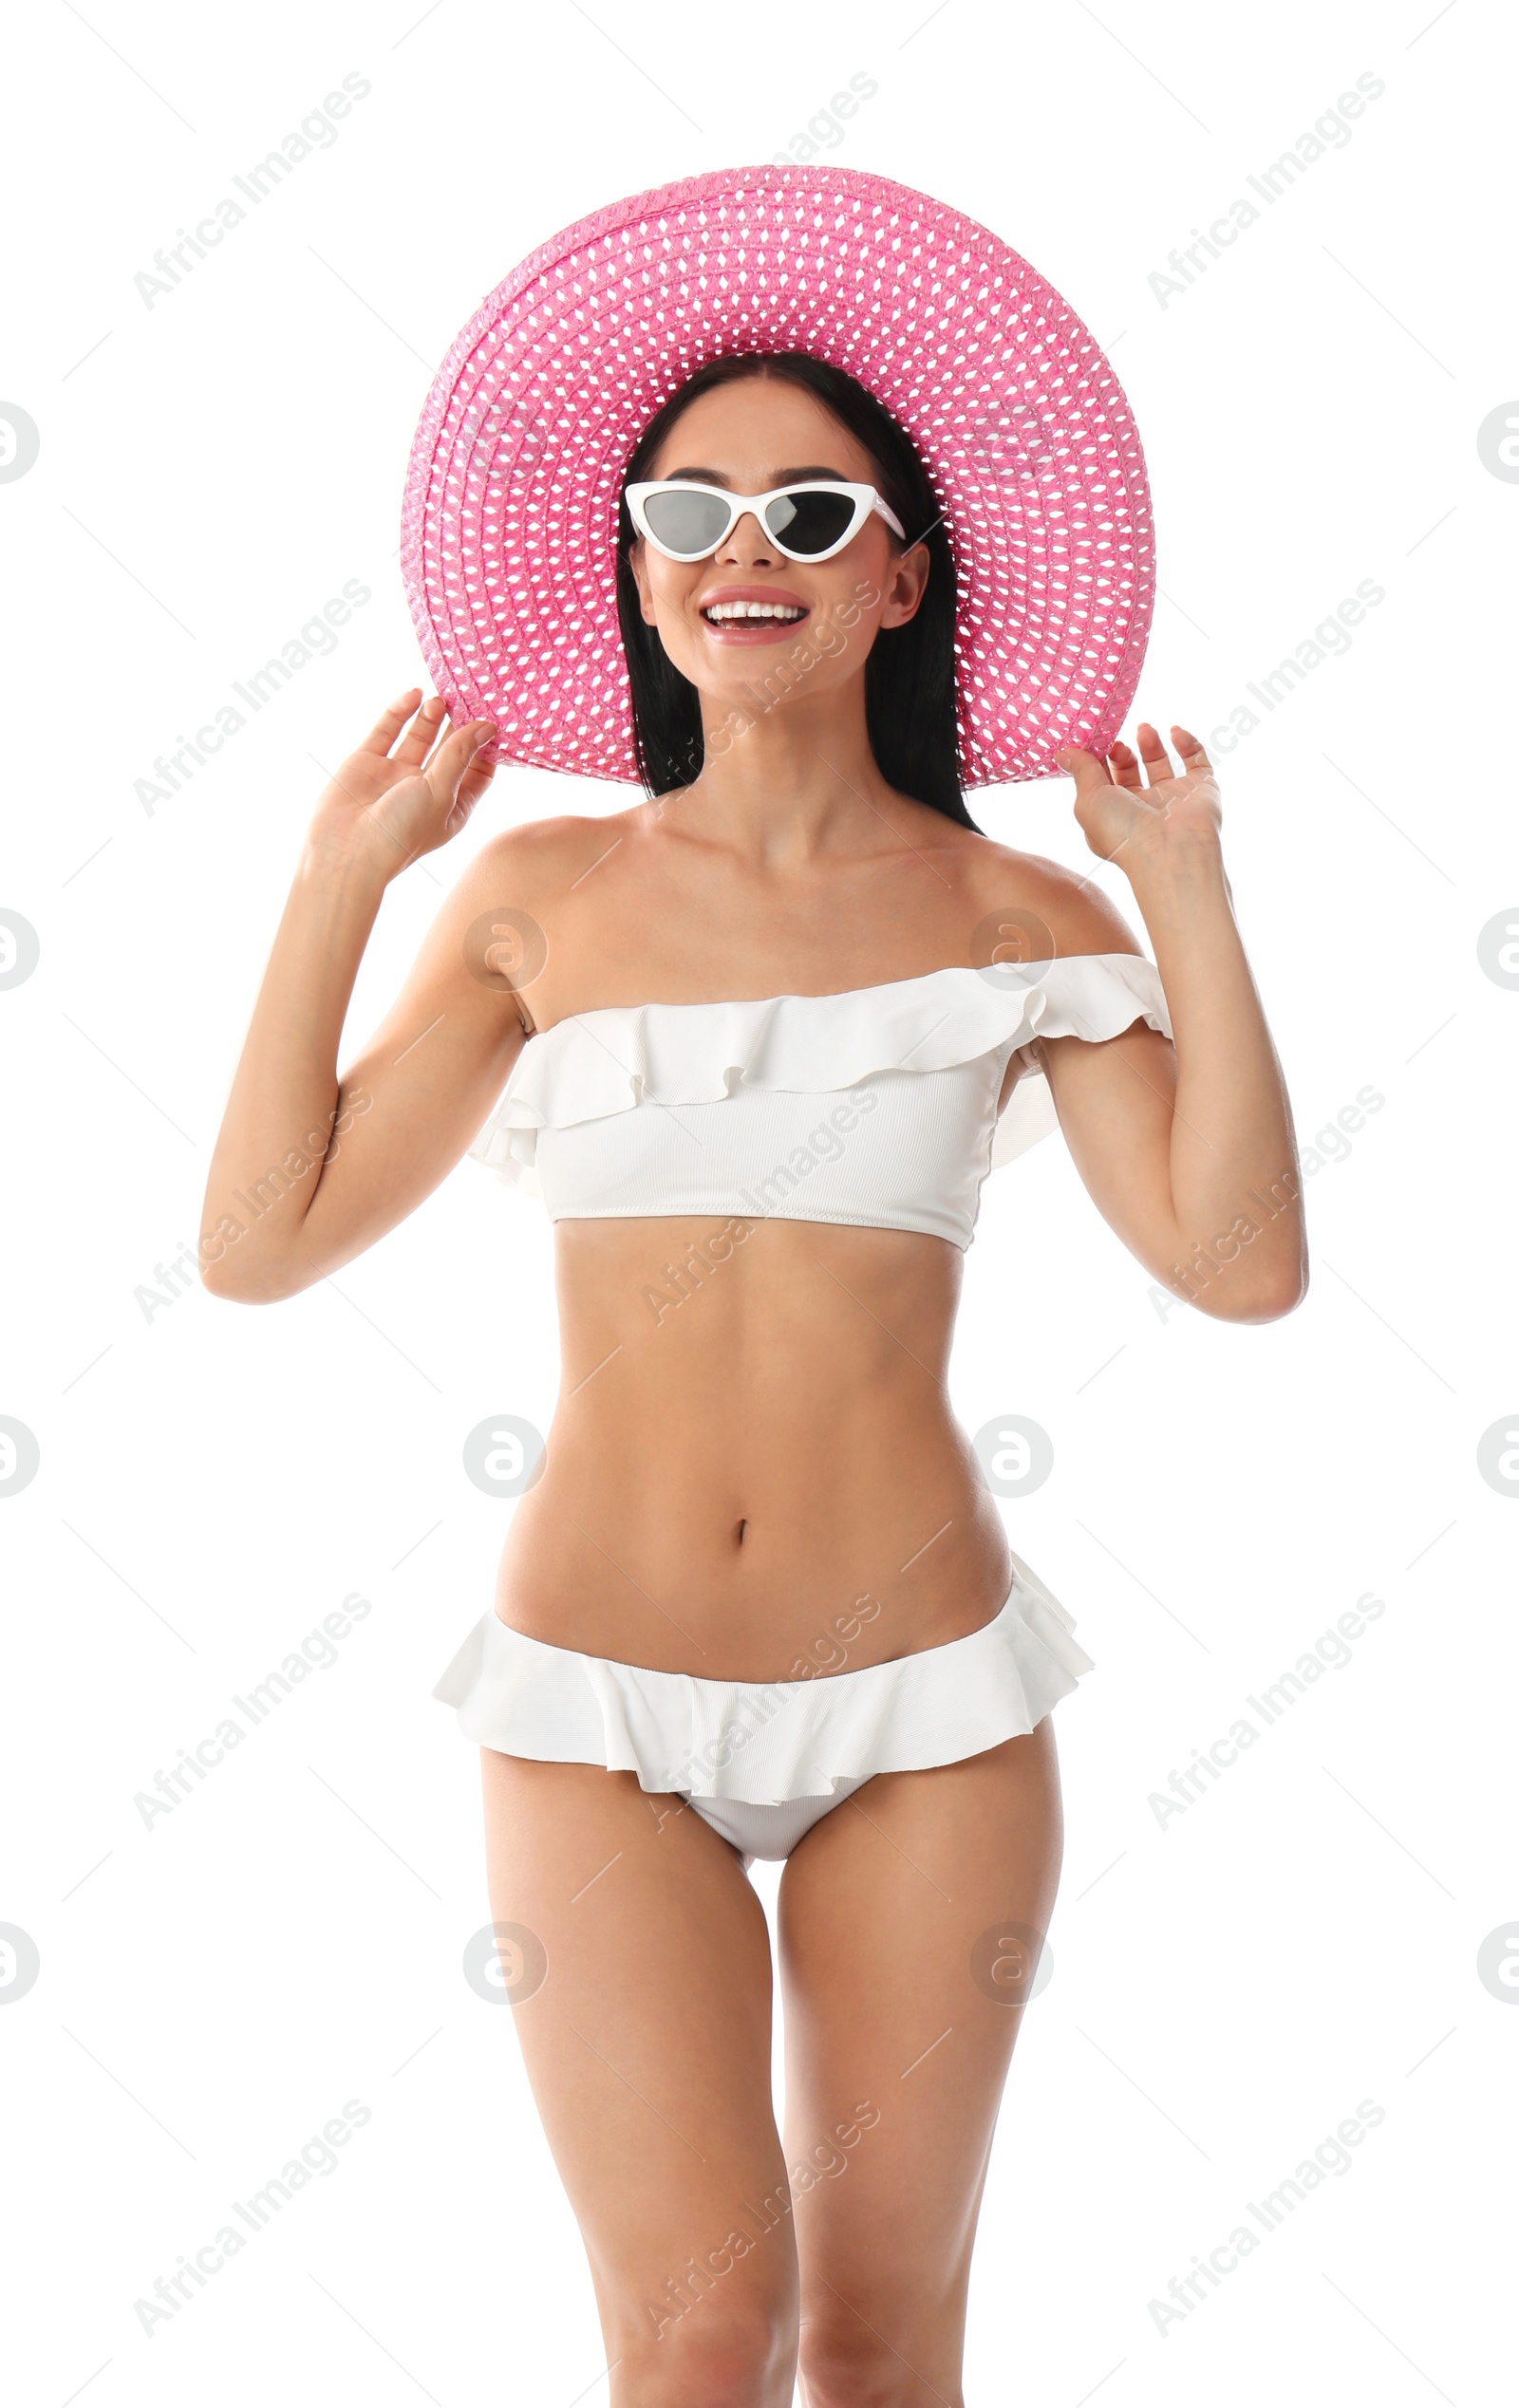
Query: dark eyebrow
655 465 853 488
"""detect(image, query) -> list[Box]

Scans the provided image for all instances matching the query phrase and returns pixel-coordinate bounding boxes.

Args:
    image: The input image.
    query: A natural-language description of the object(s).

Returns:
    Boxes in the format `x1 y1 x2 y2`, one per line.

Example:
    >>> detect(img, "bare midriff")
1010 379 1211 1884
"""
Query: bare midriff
493 1211 1013 1682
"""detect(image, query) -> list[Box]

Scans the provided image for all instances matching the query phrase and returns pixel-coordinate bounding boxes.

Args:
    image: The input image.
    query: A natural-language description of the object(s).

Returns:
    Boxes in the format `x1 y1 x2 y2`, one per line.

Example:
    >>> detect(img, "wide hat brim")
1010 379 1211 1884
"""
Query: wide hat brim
400 164 1154 791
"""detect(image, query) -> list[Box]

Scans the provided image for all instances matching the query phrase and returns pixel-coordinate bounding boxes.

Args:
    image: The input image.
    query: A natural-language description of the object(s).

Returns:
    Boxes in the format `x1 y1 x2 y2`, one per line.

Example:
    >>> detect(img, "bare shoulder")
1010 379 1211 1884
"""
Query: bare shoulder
459 803 647 907
966 836 1146 961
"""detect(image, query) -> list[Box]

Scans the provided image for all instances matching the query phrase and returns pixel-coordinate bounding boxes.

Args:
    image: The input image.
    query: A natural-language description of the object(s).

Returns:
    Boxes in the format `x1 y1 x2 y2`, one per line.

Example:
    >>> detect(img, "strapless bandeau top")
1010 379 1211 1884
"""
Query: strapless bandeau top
468 953 1172 1252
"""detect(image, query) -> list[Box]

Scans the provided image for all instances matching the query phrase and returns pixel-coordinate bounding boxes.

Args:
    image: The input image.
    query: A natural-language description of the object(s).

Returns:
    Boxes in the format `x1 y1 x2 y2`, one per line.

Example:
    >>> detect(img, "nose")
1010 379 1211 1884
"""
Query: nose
715 508 781 569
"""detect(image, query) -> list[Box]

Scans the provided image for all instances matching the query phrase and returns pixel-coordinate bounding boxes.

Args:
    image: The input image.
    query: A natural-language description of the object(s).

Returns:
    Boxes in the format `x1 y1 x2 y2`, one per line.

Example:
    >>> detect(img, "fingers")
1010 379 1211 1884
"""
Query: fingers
358 687 423 755
1090 721 1213 786
1055 742 1114 798
1133 721 1174 786
1105 737 1146 793
456 741 499 813
357 688 467 766
395 692 451 767
1172 722 1213 774
426 716 497 806
437 719 497 839
422 699 479 772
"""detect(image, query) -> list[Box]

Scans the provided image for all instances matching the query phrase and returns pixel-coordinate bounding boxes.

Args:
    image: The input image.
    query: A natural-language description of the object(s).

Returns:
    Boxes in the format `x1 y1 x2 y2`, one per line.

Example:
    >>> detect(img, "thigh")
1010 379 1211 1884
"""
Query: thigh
479 1750 800 2392
776 1724 1063 2406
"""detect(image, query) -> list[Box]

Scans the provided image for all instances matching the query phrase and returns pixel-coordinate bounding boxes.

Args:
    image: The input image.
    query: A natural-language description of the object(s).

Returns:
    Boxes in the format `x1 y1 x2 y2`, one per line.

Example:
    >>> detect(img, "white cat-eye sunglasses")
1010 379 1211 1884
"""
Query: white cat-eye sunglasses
625 478 908 565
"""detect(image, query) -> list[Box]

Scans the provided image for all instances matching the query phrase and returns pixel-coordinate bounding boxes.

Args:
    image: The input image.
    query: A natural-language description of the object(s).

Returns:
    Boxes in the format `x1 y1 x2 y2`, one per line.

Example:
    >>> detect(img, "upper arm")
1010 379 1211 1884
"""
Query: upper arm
985 852 1182 1279
288 832 543 1285
1034 1020 1179 1279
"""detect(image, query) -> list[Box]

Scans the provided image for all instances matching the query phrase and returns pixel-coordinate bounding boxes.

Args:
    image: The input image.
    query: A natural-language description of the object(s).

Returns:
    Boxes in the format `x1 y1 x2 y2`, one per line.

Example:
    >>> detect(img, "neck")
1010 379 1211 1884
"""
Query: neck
673 677 906 868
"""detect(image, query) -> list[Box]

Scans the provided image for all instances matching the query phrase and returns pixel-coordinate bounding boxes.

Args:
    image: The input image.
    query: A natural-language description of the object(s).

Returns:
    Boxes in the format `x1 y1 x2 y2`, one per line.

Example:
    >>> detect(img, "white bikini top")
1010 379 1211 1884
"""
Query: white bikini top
468 954 1172 1252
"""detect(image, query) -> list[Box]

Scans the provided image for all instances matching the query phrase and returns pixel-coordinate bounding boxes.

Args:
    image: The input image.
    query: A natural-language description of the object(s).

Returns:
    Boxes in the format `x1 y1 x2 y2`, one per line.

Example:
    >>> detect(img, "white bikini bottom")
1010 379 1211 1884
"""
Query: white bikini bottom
432 1549 1094 1868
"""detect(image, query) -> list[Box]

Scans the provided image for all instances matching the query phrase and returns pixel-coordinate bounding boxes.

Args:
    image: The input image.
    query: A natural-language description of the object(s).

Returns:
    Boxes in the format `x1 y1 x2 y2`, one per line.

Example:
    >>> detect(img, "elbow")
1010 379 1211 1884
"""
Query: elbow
197 1185 321 1302
199 1250 306 1305
1200 1256 1310 1325
1160 1223 1309 1324
1271 1260 1310 1319
1232 1276 1307 1324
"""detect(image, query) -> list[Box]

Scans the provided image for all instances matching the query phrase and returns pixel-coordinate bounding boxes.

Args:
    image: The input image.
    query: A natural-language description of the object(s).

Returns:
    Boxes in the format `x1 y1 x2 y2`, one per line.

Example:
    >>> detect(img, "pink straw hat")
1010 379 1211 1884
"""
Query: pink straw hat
400 164 1154 791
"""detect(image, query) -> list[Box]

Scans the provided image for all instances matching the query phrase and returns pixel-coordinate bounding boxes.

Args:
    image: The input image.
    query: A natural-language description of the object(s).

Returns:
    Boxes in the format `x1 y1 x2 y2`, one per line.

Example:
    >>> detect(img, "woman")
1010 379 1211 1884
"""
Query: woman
202 170 1304 2407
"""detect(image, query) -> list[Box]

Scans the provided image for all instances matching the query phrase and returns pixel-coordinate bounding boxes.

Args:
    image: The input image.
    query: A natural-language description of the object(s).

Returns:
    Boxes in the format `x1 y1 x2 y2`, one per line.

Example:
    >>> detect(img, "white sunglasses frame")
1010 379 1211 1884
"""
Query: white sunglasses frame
624 478 908 565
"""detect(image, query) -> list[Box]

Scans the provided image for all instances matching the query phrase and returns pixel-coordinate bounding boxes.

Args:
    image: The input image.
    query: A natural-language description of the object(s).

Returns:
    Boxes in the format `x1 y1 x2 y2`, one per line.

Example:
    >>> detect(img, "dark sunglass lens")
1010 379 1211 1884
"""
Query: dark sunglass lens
765 489 858 554
640 489 733 554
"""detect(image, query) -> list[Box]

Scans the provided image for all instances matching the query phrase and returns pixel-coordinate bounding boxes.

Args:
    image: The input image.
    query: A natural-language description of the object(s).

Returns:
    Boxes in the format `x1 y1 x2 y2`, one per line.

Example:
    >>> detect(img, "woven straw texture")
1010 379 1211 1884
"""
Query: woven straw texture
400 164 1154 791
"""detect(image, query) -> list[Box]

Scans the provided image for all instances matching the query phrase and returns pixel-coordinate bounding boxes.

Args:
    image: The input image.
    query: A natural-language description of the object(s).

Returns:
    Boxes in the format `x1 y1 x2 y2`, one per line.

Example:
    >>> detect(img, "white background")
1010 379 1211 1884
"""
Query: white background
3 2 1515 2401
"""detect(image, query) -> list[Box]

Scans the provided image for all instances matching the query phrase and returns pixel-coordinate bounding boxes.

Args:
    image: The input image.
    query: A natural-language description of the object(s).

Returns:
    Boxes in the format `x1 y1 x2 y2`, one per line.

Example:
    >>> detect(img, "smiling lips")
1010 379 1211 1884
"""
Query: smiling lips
699 585 811 644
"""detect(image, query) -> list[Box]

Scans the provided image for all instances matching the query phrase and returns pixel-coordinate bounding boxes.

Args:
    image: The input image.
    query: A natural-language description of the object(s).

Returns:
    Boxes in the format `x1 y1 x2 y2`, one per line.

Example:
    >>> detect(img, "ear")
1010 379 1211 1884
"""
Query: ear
626 535 659 625
878 539 930 631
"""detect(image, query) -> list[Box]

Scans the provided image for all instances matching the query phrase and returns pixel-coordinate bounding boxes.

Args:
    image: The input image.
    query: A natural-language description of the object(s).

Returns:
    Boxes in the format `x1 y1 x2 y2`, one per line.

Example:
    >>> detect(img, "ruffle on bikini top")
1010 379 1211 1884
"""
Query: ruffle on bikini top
431 1552 1095 1804
468 953 1172 1194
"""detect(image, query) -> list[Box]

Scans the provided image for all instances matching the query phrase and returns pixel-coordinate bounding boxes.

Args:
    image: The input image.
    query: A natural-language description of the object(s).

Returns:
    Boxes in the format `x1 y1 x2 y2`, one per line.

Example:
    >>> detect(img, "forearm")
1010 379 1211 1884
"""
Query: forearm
1125 836 1305 1315
199 843 390 1286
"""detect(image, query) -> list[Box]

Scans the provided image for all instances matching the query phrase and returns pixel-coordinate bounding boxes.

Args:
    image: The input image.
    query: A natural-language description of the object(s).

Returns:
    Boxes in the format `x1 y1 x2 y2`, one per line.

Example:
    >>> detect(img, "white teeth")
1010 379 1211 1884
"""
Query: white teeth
703 601 806 622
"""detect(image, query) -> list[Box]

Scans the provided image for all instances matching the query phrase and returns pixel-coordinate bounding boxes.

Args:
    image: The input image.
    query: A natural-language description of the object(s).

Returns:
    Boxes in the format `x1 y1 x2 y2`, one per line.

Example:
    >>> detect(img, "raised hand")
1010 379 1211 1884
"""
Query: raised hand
1057 721 1222 872
309 689 498 879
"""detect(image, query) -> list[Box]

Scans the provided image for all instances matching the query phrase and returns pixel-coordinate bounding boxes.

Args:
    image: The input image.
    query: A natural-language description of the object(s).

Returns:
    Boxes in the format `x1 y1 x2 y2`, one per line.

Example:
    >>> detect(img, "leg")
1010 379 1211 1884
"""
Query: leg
480 1750 800 2407
776 1723 1064 2408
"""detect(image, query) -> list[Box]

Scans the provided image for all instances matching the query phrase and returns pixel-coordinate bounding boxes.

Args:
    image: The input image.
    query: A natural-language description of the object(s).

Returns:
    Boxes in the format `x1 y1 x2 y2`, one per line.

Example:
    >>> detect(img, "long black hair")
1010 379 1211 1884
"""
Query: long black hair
613 349 980 831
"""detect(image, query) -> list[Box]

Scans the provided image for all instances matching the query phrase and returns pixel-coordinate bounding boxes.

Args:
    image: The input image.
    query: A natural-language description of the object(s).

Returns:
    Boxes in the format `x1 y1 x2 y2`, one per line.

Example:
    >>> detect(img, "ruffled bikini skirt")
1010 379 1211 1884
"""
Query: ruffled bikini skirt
432 1549 1093 1867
